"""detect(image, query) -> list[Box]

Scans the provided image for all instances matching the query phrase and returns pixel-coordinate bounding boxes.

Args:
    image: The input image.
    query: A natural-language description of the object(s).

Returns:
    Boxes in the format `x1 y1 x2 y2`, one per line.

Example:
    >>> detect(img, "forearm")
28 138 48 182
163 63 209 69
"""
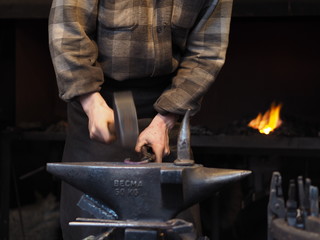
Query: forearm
154 0 233 116
153 113 179 130
79 92 111 115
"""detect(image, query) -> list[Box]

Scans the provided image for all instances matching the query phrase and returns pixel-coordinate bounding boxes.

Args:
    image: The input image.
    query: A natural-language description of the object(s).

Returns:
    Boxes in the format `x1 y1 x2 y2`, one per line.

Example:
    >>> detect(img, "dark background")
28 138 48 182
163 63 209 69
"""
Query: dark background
1 1 320 240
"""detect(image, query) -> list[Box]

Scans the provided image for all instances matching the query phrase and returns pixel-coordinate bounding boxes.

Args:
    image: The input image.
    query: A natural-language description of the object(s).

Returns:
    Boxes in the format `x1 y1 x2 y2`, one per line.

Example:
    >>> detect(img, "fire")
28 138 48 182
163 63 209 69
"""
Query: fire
248 102 283 135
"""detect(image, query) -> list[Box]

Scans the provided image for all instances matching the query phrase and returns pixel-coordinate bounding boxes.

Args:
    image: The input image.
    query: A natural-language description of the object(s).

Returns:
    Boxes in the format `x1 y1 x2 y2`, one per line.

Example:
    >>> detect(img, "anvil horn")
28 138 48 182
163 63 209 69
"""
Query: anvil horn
182 167 252 206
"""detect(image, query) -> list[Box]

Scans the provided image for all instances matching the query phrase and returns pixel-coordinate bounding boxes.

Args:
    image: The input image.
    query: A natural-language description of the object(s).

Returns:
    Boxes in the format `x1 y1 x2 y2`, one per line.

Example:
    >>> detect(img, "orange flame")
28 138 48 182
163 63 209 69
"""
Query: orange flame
248 102 283 135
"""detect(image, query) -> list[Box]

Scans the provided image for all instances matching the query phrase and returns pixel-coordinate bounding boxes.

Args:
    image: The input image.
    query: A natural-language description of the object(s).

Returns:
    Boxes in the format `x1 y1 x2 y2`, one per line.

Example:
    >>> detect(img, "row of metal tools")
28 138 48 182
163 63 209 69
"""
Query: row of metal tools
268 172 320 240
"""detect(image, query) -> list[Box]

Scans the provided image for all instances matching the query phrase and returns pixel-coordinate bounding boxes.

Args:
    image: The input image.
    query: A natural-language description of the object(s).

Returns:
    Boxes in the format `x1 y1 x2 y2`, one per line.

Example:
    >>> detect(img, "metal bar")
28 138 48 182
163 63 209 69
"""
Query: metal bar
304 178 311 215
310 186 319 217
286 180 297 227
70 218 193 231
71 218 171 229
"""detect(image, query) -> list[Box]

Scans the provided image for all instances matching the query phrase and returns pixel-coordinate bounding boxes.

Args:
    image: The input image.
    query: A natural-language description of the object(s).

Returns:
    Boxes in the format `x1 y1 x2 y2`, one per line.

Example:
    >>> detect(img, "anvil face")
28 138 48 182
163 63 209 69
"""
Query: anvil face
47 162 250 221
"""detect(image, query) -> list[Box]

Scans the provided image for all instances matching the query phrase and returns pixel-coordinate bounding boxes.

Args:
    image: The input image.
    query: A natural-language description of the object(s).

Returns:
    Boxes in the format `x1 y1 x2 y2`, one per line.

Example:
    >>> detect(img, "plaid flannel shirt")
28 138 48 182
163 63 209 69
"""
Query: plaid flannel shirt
49 0 233 115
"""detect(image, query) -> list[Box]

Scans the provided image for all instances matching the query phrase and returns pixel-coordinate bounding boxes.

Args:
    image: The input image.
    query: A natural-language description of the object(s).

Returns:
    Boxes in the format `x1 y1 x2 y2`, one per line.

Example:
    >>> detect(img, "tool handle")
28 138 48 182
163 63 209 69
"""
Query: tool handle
108 122 116 139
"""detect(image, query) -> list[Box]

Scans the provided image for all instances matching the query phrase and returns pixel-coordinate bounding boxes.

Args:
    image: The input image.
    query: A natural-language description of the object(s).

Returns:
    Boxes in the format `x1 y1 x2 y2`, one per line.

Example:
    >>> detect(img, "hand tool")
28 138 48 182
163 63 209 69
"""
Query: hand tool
286 179 297 227
112 91 139 151
113 91 156 163
268 172 320 240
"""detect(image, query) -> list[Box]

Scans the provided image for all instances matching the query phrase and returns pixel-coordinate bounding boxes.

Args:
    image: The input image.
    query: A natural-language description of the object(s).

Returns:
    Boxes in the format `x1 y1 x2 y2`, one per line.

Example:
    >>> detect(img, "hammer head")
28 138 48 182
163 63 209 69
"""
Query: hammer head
113 91 139 151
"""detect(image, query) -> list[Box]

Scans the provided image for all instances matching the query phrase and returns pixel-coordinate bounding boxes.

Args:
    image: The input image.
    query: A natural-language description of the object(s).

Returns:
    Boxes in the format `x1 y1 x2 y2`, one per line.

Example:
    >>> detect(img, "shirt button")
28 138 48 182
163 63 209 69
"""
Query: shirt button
157 26 162 33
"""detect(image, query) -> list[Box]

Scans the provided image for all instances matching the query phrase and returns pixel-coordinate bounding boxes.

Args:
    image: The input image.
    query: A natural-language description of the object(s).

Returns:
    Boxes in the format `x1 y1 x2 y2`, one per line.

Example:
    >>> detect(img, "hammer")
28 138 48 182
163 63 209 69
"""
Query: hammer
112 91 155 163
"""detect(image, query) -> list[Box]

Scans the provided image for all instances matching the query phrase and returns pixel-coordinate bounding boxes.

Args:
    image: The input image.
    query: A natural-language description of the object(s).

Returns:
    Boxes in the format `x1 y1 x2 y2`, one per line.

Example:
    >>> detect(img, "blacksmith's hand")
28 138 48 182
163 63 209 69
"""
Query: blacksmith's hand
135 113 177 163
79 92 116 144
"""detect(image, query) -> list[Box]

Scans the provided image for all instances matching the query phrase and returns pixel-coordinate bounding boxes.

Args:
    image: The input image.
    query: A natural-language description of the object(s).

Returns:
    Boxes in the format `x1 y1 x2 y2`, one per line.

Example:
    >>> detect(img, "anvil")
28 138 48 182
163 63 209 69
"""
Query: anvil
47 93 251 239
47 162 250 222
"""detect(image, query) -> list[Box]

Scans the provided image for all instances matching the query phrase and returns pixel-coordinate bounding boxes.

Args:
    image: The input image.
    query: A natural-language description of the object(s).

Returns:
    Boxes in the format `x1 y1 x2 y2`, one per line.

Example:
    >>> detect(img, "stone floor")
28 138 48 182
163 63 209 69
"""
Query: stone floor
10 193 62 240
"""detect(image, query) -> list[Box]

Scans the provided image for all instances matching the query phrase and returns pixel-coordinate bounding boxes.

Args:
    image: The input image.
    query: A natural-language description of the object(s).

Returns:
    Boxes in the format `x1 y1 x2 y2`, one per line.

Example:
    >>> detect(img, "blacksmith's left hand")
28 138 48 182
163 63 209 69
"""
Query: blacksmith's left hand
135 113 177 163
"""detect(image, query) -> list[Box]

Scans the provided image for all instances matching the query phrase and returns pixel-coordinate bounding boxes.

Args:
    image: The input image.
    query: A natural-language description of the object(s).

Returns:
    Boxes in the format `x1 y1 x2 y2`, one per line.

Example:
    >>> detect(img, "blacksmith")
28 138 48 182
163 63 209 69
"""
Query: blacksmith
48 0 233 238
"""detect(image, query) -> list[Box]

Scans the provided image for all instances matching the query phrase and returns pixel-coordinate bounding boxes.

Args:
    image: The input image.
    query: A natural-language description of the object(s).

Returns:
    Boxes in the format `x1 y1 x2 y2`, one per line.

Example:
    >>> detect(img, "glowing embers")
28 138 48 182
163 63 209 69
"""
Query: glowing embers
248 102 283 135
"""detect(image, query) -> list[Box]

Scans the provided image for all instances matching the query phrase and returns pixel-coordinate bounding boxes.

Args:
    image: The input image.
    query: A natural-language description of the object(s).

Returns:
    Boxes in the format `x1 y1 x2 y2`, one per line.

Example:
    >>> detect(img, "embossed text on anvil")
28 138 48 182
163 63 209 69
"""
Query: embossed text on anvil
113 179 143 188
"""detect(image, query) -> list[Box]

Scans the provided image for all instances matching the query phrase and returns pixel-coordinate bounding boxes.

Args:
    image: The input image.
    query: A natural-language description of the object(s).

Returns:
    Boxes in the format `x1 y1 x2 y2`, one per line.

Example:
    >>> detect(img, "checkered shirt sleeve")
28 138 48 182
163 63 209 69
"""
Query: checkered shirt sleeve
49 0 103 101
154 0 233 116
